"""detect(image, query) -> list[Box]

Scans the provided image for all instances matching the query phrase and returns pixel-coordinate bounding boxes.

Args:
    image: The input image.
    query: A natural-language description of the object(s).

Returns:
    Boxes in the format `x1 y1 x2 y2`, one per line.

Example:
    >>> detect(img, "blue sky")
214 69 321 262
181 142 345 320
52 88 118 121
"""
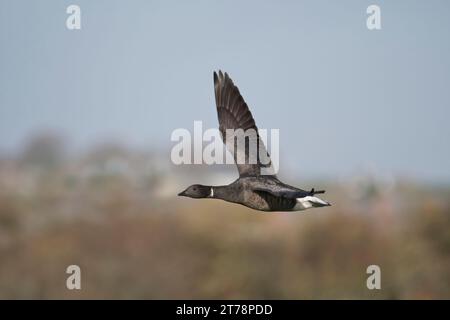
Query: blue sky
1 0 449 182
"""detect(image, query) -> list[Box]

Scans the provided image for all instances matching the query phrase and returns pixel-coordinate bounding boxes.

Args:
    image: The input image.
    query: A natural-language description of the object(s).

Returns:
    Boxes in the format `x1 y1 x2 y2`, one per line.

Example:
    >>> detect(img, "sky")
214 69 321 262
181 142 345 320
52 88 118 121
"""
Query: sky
1 0 449 182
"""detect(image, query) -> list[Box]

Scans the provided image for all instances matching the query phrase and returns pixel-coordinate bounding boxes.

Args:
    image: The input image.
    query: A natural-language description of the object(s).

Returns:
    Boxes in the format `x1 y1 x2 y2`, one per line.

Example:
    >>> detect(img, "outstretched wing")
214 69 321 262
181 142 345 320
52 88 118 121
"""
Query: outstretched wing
213 70 273 177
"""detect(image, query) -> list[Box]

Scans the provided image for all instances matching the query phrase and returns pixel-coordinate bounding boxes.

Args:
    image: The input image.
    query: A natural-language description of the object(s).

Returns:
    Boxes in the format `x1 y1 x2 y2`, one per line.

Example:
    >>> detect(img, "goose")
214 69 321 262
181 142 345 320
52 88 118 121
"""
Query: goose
178 71 331 212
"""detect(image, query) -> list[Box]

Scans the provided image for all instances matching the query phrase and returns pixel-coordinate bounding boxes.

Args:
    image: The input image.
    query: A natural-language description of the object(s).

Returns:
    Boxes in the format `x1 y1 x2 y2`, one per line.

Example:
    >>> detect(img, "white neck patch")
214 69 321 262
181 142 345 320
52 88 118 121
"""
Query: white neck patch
209 187 214 198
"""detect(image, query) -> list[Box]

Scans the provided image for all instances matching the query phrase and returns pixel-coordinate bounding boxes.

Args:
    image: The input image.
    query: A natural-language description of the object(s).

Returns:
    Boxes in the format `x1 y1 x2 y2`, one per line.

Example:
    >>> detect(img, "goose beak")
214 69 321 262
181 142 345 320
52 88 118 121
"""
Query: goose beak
178 190 186 197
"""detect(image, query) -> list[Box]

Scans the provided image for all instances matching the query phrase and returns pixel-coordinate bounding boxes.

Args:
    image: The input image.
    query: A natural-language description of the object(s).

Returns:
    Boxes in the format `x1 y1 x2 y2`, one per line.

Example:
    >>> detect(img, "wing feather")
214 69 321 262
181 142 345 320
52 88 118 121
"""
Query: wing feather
213 70 273 177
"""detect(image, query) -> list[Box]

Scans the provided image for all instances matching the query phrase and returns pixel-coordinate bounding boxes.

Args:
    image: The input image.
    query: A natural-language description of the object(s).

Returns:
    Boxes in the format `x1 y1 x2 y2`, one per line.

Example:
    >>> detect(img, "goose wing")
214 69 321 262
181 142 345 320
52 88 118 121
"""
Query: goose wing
253 182 325 199
213 70 274 177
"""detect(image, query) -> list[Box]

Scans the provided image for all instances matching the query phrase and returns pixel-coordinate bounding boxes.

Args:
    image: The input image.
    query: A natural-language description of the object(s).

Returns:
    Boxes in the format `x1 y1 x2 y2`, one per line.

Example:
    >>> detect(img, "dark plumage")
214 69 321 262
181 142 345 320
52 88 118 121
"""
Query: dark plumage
213 71 271 177
178 71 331 212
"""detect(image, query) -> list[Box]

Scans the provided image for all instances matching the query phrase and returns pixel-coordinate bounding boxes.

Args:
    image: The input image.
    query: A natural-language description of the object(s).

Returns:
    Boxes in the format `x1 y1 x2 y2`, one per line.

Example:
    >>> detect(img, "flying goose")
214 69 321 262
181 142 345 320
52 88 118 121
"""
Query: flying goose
178 71 330 212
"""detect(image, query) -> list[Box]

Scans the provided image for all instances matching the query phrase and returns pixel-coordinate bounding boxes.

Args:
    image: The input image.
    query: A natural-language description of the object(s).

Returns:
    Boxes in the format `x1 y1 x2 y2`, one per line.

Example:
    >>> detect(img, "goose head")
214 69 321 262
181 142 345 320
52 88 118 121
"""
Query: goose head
178 184 212 198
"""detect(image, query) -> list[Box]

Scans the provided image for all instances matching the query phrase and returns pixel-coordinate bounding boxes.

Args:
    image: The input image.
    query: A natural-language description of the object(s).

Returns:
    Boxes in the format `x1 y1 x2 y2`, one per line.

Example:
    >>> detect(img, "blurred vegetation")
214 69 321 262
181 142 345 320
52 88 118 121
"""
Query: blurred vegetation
0 134 449 299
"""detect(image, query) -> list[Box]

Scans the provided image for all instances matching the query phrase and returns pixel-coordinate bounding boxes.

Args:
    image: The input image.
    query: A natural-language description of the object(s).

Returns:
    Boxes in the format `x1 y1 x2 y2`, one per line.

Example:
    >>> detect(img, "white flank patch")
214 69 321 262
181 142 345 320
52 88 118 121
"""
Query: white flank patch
293 196 329 211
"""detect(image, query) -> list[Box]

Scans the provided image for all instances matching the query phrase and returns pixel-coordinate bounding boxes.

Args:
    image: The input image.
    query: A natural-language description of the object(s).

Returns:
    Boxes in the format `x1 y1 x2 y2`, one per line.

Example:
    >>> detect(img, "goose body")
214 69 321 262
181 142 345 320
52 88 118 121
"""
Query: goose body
178 71 330 212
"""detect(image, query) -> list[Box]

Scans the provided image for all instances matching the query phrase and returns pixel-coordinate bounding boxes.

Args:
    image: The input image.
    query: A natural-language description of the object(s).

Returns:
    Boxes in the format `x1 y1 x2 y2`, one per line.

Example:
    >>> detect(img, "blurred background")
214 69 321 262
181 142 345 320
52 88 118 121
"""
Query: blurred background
0 0 449 299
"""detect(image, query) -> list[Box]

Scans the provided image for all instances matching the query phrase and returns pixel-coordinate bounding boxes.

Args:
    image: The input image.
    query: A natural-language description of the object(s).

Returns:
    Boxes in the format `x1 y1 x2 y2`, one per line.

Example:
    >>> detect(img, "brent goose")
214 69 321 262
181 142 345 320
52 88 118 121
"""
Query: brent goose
178 71 331 212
